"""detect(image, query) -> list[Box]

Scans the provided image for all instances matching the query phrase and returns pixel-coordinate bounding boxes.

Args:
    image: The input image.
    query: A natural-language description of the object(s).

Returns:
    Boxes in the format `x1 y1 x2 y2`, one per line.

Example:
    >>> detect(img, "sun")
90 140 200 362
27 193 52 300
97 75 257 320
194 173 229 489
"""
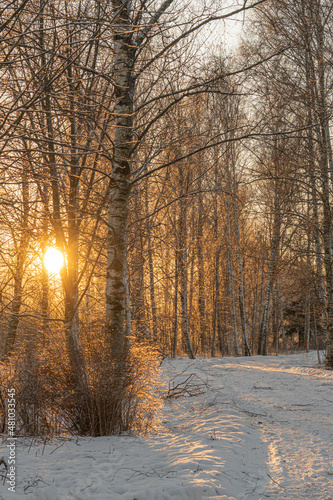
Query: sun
44 247 64 274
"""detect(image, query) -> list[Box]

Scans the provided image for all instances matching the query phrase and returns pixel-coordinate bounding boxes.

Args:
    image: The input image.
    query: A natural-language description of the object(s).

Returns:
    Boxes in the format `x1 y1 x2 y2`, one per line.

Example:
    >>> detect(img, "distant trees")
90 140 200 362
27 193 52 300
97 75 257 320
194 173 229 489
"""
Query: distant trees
1 0 333 438
246 0 333 364
106 0 269 363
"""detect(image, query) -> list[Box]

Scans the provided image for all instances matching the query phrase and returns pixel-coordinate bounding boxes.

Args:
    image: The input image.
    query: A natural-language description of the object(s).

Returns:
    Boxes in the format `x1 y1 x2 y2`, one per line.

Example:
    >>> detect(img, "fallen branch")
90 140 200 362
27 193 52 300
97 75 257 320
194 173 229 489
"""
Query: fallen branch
0 457 8 485
165 372 208 399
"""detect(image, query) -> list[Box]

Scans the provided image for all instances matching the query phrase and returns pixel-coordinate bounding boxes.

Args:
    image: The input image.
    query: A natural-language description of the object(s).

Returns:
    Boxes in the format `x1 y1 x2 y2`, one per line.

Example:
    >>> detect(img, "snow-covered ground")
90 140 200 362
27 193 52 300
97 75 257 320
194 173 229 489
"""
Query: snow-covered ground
1 351 333 500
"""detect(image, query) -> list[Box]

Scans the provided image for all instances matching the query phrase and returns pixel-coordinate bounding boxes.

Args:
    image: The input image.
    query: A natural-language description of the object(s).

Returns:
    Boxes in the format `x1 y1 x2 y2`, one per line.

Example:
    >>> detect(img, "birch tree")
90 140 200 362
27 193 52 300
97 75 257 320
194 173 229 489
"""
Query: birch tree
106 0 267 360
248 0 333 363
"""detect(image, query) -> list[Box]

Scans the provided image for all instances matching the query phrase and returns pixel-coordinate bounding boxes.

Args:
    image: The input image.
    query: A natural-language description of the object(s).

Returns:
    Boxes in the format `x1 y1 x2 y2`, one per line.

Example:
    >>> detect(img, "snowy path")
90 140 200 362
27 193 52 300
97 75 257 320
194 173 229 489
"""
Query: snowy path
0 351 332 499
217 355 333 499
198 353 333 500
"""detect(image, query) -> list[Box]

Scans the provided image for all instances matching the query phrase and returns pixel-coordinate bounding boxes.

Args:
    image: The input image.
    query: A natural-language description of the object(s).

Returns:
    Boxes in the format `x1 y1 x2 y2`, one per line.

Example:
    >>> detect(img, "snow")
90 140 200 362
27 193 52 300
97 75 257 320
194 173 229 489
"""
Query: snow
1 351 333 500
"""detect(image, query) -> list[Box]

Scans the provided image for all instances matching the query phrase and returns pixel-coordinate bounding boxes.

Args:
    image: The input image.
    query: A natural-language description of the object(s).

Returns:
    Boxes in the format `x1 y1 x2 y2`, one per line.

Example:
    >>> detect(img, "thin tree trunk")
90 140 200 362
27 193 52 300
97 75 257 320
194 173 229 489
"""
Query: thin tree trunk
172 248 178 358
147 241 158 342
3 273 24 359
38 4 84 382
211 290 217 358
223 286 231 356
278 280 286 351
2 164 30 360
303 0 333 367
303 47 328 354
178 192 195 359
129 186 148 338
321 176 333 367
305 290 311 354
41 212 50 340
211 195 219 357
225 213 240 356
258 193 281 355
188 238 195 349
197 188 207 354
232 192 251 355
213 251 222 357
313 304 322 365
130 230 148 338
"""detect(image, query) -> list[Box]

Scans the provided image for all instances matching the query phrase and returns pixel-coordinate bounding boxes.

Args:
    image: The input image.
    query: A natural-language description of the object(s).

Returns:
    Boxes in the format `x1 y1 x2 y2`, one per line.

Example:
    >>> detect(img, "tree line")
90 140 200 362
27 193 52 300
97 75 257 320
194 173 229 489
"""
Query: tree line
0 0 332 436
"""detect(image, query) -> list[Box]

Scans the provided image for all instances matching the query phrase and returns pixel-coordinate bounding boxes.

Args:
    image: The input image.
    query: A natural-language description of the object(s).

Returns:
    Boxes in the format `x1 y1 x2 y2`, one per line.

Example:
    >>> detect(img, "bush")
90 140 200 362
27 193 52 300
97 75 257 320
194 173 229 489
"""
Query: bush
0 322 161 437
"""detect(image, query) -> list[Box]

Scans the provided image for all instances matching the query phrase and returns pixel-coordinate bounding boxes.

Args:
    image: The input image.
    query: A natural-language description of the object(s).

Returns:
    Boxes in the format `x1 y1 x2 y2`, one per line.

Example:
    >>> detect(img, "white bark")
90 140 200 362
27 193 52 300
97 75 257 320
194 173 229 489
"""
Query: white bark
106 0 134 359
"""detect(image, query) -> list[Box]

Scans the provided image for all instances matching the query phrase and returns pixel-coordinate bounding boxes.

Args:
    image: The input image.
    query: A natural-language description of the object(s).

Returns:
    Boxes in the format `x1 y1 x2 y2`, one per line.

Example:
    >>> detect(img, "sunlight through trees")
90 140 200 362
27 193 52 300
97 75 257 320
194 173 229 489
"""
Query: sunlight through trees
0 0 332 439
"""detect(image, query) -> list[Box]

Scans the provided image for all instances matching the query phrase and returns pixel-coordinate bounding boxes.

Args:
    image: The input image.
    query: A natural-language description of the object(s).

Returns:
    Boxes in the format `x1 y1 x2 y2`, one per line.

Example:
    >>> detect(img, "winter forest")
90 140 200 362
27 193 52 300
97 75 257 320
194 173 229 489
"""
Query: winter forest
1 0 333 446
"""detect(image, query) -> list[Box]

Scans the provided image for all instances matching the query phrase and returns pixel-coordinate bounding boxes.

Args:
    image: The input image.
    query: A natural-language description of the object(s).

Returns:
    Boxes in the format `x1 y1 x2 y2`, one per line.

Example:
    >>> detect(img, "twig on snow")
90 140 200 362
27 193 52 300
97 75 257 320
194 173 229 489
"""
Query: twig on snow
268 473 287 489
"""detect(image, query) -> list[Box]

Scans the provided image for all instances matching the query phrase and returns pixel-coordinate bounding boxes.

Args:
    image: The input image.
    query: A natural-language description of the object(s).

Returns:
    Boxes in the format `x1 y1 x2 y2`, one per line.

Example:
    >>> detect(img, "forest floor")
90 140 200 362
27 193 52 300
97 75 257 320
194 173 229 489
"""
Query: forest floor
1 350 333 500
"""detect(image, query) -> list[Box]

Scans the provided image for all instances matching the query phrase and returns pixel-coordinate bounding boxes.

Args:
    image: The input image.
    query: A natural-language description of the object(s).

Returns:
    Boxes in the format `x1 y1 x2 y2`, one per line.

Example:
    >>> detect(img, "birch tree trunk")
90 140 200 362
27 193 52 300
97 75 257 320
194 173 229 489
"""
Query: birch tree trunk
258 194 281 355
314 5 333 368
212 249 222 357
172 248 178 357
147 239 158 342
177 174 195 359
301 0 333 367
306 115 328 343
196 189 207 354
231 186 251 355
145 188 158 342
278 280 286 351
41 212 49 339
130 231 148 338
2 164 30 360
36 0 84 381
105 0 134 361
224 138 251 355
223 292 231 356
225 208 240 356
65 42 82 378
211 190 220 357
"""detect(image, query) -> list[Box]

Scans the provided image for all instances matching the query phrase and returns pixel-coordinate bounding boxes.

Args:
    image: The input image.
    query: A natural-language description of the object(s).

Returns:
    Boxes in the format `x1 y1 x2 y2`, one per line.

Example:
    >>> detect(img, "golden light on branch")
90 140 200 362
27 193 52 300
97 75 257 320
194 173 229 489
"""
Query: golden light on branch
44 247 64 274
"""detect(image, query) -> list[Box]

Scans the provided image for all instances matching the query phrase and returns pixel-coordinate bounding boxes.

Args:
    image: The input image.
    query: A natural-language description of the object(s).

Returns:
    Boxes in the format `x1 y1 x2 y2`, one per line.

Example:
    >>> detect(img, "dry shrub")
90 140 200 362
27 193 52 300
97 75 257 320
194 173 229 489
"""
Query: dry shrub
72 323 161 436
0 325 72 437
0 321 161 437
